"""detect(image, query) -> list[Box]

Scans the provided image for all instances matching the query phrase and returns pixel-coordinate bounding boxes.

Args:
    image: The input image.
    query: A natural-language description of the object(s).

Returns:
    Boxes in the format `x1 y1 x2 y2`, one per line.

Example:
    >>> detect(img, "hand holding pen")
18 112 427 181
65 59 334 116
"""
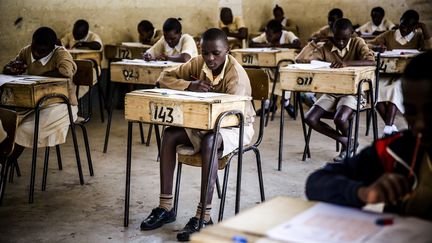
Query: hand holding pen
186 75 213 92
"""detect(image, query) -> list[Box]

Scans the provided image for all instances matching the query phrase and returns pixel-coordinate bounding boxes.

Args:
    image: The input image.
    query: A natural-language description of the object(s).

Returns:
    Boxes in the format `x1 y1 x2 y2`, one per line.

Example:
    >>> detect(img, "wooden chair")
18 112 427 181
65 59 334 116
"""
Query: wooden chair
73 59 105 123
173 69 268 224
0 108 18 204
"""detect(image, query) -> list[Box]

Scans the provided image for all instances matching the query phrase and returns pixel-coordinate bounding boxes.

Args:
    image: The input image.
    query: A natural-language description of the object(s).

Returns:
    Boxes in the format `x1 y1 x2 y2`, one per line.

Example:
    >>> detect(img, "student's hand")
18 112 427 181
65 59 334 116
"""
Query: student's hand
296 59 310 63
6 60 27 75
143 52 154 61
357 173 410 204
72 41 84 48
155 54 168 61
221 27 230 35
374 44 387 53
330 60 346 68
187 80 212 92
416 22 427 32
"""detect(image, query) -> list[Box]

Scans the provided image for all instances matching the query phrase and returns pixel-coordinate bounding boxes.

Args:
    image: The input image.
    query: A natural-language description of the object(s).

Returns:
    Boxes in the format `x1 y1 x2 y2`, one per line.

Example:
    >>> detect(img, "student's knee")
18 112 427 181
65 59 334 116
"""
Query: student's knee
200 133 221 153
333 108 351 128
305 110 320 127
162 127 183 145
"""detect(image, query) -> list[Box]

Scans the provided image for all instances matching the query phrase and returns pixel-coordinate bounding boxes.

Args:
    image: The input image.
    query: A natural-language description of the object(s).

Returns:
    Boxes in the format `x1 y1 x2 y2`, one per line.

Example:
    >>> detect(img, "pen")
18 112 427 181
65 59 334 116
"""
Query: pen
375 217 394 226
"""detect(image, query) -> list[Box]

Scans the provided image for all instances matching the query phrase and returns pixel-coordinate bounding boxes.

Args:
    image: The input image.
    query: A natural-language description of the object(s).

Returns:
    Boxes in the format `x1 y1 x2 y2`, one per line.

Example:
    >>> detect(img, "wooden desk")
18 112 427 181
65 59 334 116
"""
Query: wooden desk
123 89 250 227
0 74 69 108
110 60 181 85
104 43 151 60
191 196 432 243
231 48 298 68
103 60 182 153
68 49 103 66
378 53 417 74
277 66 377 170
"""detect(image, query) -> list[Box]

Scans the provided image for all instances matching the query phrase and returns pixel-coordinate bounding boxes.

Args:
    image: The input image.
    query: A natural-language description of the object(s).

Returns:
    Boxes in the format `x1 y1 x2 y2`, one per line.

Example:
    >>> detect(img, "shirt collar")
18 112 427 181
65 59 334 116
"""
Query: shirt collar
77 32 90 42
31 46 56 66
372 20 385 31
331 38 351 56
165 35 183 54
395 29 415 45
202 55 229 86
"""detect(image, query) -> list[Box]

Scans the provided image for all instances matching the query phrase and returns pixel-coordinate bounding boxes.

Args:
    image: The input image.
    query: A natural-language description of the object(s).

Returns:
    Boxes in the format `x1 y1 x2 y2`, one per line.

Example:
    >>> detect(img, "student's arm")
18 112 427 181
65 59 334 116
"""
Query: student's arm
295 42 323 63
166 53 192 63
143 38 164 61
368 31 388 52
249 42 273 48
249 33 272 47
158 58 197 90
51 48 77 78
306 146 384 207
73 41 101 50
3 48 28 75
165 35 197 62
226 27 248 40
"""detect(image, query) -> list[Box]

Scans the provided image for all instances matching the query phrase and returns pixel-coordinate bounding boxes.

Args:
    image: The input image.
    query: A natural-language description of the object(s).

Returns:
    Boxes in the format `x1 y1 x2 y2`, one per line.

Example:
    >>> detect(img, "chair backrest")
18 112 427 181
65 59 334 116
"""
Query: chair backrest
0 108 18 159
245 69 269 101
73 59 95 86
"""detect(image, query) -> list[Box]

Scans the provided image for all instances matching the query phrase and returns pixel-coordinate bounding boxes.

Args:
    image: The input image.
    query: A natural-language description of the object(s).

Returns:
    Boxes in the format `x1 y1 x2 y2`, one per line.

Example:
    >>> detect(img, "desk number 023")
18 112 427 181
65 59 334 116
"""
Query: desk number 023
150 102 183 125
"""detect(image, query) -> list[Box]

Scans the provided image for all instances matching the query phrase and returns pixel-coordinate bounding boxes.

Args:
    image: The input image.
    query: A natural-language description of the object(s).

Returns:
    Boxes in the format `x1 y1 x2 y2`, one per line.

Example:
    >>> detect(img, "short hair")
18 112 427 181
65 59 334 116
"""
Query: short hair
401 9 420 24
32 27 57 47
273 4 283 14
202 28 228 44
138 20 154 32
371 7 385 16
220 7 232 16
333 18 353 32
328 8 343 18
163 18 182 33
74 19 89 32
266 19 283 33
403 51 432 82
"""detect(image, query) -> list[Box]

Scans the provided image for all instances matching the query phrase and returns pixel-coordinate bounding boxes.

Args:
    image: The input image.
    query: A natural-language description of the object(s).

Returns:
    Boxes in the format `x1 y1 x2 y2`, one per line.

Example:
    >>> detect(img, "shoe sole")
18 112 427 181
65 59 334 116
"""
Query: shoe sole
140 216 176 231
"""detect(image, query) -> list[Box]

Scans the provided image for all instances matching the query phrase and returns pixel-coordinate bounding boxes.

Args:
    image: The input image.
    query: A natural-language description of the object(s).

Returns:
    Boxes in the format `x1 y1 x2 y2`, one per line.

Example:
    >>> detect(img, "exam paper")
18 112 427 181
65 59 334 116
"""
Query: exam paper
137 88 227 98
380 49 420 57
234 48 280 53
121 42 151 48
0 74 19 87
289 60 332 69
266 203 384 243
120 59 181 67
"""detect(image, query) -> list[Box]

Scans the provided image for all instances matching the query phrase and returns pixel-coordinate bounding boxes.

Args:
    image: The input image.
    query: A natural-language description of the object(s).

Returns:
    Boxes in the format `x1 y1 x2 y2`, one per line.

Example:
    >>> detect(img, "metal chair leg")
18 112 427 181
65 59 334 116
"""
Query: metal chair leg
14 160 21 177
216 175 222 199
253 147 265 202
124 121 133 227
278 91 285 171
302 127 312 161
66 105 84 185
154 125 162 162
139 123 145 144
146 124 153 147
0 162 11 205
56 145 62 170
8 161 15 183
174 163 182 216
218 163 231 222
103 83 116 153
365 110 371 136
97 79 105 123
42 147 50 191
77 123 94 176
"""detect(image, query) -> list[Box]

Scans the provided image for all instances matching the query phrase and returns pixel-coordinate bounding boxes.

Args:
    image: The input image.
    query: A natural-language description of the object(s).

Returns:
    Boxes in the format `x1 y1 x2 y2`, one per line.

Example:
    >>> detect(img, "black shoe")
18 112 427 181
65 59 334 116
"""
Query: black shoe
284 104 296 119
256 105 278 117
177 217 213 242
140 207 176 230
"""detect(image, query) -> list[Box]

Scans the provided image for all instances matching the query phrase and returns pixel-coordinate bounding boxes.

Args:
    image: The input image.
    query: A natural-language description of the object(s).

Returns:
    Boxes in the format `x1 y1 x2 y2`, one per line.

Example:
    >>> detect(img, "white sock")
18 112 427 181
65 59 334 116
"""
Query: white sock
392 125 398 132
383 125 393 135
284 100 290 107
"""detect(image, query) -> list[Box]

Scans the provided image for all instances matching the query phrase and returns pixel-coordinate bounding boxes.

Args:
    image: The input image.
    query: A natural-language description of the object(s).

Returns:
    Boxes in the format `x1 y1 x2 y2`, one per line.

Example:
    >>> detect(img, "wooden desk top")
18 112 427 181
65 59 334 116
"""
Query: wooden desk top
279 65 375 94
231 48 298 67
377 51 419 74
105 43 152 60
67 49 102 54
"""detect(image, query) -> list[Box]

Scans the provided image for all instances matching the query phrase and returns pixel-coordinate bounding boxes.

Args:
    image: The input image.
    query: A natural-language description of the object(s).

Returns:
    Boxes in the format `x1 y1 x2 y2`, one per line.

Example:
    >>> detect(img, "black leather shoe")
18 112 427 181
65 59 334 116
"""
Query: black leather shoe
177 217 213 242
284 104 296 119
140 207 176 230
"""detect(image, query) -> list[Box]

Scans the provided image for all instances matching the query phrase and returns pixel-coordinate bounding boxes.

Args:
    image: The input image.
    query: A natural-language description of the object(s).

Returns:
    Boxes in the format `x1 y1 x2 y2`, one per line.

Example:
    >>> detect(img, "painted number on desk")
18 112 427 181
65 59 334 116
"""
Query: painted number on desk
117 48 131 59
296 77 313 85
122 69 139 81
150 103 183 125
241 54 258 65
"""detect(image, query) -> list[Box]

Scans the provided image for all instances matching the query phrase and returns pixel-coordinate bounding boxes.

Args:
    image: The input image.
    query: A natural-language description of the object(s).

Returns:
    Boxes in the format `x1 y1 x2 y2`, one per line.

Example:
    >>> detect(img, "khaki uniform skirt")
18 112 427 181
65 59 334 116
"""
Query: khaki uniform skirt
15 104 78 148
178 124 254 157
377 76 404 113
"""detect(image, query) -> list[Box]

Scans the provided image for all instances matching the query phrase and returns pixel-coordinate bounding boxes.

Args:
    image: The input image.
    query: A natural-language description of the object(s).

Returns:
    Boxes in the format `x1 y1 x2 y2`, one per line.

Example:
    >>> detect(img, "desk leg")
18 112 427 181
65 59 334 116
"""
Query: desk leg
154 125 162 162
370 81 378 141
124 121 133 227
103 83 116 153
29 108 41 203
298 92 310 158
146 124 153 147
266 67 278 127
235 124 244 214
278 90 285 171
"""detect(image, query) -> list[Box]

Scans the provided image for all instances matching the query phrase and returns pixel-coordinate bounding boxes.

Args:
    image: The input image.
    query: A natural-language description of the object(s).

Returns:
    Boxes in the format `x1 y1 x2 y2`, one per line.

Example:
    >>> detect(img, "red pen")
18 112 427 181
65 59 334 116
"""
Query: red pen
375 218 394 226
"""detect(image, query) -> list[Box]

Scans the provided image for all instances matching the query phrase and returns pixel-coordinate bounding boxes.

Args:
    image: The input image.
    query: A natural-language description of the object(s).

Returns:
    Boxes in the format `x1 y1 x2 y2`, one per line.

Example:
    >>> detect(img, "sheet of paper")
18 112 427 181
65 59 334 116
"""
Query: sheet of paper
289 60 331 70
120 59 181 67
121 42 151 48
234 48 280 53
266 203 385 243
368 217 432 243
380 49 420 57
0 74 19 87
137 88 227 99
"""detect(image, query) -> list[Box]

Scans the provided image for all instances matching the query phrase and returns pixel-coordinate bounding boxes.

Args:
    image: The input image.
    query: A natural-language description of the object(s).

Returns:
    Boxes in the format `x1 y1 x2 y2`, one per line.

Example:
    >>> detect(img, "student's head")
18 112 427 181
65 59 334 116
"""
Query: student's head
220 7 233 25
371 7 385 26
72 19 89 40
399 10 419 37
163 18 182 48
402 51 432 146
273 4 284 21
332 18 353 50
328 8 343 29
200 28 229 72
137 20 155 43
31 27 57 60
265 20 283 44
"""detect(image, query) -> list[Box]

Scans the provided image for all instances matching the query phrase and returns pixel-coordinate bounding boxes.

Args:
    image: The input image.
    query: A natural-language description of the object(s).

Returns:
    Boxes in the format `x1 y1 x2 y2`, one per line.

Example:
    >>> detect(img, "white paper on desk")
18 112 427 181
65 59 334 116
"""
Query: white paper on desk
380 49 420 57
121 59 180 66
266 203 384 243
368 217 432 243
235 48 279 53
0 74 19 87
121 42 151 48
290 60 331 69
137 88 226 98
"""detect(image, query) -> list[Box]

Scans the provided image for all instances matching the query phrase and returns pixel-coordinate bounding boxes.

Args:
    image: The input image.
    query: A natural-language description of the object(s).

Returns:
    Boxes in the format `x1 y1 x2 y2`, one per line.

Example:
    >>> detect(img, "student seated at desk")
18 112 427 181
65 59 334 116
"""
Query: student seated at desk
310 8 343 42
306 51 432 221
143 18 198 63
61 19 102 50
299 18 375 162
3 27 77 162
139 28 255 241
272 4 299 35
250 19 301 48
137 20 162 45
369 10 432 136
355 7 395 36
219 7 248 44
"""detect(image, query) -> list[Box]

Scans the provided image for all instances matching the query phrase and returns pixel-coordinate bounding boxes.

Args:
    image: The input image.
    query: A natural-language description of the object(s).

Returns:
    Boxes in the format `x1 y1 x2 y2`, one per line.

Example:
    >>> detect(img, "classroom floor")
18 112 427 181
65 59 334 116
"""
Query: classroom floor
0 107 407 243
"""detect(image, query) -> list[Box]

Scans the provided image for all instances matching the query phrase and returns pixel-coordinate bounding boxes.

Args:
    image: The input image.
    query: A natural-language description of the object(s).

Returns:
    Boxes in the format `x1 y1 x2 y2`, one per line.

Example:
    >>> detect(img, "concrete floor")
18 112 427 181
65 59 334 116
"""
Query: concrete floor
0 108 407 243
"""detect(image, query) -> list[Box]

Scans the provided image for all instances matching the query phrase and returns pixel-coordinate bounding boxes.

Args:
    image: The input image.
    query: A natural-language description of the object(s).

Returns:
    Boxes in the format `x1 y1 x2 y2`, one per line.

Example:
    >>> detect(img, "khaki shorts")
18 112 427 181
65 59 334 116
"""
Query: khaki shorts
314 94 358 112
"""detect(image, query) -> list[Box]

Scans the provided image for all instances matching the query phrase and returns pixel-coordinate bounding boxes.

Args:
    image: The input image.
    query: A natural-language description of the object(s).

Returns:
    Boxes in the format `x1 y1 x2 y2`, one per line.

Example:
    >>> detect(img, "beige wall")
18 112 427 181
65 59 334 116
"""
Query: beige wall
0 0 431 67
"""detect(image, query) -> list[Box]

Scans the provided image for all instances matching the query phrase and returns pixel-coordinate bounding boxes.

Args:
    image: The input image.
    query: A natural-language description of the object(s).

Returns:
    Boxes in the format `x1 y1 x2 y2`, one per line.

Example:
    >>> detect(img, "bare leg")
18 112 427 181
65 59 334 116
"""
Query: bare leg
305 106 348 149
384 103 398 126
9 145 24 162
333 105 354 150
160 127 192 195
376 102 387 122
